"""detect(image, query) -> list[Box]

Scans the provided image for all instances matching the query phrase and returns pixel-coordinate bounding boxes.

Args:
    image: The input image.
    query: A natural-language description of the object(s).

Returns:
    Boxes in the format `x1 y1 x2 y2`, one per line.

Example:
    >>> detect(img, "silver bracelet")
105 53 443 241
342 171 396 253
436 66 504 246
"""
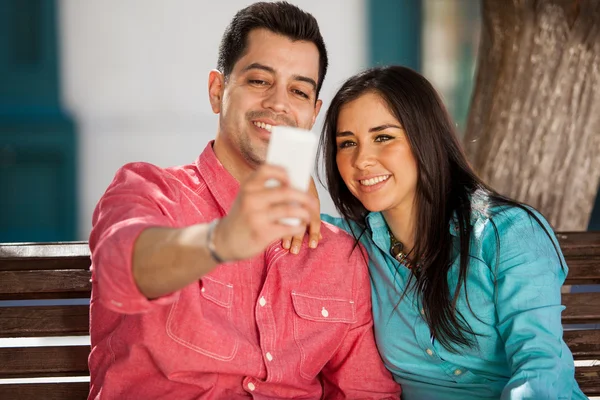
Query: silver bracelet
206 219 226 264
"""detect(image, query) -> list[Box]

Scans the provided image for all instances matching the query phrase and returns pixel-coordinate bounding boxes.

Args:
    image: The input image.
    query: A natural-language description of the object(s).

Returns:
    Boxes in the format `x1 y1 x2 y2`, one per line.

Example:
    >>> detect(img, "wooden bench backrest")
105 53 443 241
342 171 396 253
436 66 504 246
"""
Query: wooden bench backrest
0 232 599 399
0 242 91 400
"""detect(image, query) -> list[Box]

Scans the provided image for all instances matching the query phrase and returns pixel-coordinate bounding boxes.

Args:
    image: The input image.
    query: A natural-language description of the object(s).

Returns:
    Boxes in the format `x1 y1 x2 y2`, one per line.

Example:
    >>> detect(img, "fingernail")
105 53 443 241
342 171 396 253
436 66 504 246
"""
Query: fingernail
291 245 299 254
283 240 290 249
309 240 317 248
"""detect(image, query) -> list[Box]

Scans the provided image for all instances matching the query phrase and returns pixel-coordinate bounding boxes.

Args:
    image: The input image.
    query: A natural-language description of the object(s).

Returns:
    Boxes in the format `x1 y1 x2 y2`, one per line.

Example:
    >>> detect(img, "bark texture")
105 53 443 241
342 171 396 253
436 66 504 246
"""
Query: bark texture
464 0 600 230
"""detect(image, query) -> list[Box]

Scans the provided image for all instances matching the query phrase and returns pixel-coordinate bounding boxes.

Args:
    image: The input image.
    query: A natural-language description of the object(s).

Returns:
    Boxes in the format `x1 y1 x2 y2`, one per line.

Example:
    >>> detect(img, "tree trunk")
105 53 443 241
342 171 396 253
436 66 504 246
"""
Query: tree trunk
464 0 600 231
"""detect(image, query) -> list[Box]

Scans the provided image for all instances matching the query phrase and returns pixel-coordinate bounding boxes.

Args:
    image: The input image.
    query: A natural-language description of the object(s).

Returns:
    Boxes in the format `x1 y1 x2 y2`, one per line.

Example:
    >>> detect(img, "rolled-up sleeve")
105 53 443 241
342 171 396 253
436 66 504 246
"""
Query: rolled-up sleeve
487 208 572 399
89 162 181 314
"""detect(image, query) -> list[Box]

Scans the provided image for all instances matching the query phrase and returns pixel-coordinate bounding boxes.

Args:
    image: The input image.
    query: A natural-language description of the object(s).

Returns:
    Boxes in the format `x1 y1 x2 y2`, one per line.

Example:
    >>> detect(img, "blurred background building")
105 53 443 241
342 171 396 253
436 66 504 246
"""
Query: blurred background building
1 0 598 242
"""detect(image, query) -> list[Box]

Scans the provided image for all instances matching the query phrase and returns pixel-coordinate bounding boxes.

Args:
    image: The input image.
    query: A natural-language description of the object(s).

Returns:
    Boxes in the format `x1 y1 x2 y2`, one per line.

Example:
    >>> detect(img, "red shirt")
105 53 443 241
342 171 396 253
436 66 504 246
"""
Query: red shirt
88 142 400 399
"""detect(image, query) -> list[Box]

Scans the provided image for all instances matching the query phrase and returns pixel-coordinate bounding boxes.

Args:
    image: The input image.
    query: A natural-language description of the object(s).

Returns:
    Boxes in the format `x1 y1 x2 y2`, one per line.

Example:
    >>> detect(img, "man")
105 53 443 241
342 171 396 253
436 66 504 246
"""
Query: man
88 2 400 399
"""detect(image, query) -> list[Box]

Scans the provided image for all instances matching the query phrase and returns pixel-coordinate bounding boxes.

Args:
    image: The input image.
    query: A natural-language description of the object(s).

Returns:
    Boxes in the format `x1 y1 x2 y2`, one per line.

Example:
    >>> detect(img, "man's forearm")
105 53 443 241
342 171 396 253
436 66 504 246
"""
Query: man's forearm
132 223 219 299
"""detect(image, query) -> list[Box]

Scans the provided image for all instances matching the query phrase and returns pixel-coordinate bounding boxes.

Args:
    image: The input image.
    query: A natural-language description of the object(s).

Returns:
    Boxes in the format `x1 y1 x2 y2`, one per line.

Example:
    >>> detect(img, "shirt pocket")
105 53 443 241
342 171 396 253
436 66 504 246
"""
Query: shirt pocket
291 291 356 380
166 276 238 361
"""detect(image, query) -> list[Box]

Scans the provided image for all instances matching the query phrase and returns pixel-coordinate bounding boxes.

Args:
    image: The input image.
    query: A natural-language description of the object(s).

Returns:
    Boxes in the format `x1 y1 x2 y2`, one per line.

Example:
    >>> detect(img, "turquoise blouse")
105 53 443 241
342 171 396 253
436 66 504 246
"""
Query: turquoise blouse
322 202 587 400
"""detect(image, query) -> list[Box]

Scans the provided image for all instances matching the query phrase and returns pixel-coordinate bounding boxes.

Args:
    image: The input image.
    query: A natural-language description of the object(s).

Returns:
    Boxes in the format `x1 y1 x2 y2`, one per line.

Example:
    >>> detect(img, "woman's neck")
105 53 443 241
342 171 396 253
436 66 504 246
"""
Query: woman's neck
382 203 416 254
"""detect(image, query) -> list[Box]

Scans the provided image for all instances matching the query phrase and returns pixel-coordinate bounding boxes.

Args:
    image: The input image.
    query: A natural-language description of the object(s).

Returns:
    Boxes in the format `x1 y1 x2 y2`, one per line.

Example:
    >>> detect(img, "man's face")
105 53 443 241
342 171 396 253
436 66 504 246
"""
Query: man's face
210 28 322 173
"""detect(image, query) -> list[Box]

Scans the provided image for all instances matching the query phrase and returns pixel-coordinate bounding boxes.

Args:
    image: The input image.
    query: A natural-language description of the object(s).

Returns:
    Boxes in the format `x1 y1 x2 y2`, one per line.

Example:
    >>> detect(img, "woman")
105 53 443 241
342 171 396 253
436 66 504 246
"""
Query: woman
319 66 586 399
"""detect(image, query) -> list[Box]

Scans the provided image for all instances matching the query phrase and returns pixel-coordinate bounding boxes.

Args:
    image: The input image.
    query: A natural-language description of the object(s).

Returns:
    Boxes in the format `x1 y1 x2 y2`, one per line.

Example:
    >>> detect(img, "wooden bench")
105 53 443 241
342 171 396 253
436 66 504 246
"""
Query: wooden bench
0 233 599 399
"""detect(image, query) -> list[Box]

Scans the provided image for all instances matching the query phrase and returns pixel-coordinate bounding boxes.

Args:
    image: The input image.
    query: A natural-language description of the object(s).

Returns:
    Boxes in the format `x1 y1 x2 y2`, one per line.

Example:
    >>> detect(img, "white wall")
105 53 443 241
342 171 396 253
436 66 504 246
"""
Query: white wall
58 0 367 239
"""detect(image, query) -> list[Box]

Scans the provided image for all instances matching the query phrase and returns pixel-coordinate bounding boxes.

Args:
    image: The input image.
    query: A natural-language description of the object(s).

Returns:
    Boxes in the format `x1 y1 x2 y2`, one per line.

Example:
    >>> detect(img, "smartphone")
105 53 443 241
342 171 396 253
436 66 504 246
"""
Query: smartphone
265 125 318 226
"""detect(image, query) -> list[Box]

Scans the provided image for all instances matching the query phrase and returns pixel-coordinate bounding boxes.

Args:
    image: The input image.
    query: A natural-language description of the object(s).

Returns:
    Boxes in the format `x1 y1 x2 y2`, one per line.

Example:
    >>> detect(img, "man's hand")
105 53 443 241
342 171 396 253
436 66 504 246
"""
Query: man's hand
282 177 322 254
212 165 319 261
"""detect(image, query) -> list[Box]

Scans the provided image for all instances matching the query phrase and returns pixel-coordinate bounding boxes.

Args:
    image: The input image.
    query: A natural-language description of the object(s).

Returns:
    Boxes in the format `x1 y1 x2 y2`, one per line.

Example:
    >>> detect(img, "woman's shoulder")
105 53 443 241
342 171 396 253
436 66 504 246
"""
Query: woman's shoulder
469 197 563 267
466 190 553 237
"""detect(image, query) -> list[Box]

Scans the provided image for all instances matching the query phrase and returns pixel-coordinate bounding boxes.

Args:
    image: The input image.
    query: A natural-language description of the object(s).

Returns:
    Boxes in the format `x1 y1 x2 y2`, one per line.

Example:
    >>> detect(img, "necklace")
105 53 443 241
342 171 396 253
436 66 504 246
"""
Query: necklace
389 230 417 269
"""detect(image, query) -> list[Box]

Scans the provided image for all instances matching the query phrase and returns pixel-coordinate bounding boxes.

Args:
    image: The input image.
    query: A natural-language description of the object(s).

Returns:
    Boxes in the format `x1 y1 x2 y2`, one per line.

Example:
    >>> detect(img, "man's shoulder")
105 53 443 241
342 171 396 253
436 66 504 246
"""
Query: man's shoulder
115 161 188 179
313 221 366 263
320 220 358 244
109 160 197 190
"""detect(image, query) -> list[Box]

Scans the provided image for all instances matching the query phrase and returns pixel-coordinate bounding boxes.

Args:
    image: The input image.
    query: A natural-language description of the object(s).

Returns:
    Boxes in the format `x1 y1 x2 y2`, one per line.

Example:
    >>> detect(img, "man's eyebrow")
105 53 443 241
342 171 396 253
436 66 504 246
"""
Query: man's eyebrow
241 63 317 92
241 62 275 74
369 124 403 132
293 75 317 92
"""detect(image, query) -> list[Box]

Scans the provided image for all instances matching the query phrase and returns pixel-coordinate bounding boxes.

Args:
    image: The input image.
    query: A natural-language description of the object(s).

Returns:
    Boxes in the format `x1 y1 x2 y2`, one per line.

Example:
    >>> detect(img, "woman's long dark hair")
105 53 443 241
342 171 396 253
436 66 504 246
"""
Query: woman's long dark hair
319 65 562 352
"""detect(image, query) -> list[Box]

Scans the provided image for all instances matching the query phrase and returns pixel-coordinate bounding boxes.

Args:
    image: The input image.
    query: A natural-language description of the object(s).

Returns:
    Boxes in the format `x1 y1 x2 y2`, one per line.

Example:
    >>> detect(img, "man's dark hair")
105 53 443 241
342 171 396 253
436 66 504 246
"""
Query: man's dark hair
217 1 328 98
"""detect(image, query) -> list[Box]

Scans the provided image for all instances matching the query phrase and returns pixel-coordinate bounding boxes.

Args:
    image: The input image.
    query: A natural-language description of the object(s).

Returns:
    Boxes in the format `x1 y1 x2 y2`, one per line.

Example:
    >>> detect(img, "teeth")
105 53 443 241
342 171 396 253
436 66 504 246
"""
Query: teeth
254 121 273 132
360 175 390 186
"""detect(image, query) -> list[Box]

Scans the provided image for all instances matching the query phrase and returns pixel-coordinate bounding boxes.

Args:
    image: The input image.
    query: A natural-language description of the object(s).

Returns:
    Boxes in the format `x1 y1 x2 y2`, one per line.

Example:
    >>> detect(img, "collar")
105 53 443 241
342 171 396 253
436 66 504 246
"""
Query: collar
195 141 240 214
365 212 393 254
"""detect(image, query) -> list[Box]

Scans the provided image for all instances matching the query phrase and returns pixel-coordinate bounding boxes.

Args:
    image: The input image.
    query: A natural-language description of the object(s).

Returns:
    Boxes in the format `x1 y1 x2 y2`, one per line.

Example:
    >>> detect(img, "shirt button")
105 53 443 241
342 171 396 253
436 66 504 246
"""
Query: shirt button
265 352 273 361
248 382 255 391
454 369 462 375
259 297 266 307
321 307 329 318
420 308 425 315
426 348 433 356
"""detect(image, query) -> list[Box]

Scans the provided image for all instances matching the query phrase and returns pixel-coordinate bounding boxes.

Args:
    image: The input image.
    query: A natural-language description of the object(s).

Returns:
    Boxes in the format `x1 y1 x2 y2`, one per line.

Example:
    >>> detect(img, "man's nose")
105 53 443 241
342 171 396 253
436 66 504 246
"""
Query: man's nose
262 84 291 114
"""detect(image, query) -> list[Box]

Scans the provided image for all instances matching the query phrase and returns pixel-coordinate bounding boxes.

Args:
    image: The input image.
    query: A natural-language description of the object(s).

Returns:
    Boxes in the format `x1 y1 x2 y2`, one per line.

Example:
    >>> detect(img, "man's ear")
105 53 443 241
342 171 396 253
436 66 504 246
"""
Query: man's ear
208 70 225 114
310 99 323 128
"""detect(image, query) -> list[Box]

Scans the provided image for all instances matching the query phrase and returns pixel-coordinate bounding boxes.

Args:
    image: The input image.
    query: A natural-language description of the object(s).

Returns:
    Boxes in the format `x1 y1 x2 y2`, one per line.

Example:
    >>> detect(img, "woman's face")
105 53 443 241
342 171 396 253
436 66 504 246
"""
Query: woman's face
335 91 418 214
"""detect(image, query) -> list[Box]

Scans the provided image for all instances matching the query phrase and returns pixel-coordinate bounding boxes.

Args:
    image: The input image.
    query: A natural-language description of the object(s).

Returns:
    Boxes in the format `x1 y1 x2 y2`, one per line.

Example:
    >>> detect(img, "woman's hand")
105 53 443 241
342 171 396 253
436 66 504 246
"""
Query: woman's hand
282 177 322 254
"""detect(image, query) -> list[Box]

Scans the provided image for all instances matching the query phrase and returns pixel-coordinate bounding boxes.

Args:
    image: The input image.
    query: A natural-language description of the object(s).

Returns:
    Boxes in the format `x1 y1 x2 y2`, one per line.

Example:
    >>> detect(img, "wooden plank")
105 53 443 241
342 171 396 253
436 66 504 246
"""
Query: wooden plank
0 256 91 272
0 305 89 338
564 261 600 284
0 270 91 300
557 232 600 256
0 346 90 378
575 365 600 396
0 242 90 272
562 292 600 324
0 242 90 259
557 231 600 284
0 382 89 400
563 330 600 359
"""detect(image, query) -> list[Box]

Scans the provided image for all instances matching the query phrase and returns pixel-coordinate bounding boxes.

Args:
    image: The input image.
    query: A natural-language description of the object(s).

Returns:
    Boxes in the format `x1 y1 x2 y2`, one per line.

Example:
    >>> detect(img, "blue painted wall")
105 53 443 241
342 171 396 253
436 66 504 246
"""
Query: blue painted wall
0 0 77 242
368 0 422 72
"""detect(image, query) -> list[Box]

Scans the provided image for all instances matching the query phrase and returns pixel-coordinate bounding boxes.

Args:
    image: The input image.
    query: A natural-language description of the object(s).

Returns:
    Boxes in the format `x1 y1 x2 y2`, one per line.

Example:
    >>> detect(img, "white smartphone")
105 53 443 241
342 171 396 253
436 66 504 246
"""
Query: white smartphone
265 125 318 226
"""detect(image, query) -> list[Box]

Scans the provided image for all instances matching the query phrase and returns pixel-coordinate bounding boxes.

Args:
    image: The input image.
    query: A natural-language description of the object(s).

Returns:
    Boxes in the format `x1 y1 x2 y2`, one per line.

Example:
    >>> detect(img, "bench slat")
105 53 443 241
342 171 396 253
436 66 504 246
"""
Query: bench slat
562 292 600 324
564 261 600 284
557 232 600 255
0 382 89 400
0 256 91 272
0 305 89 338
0 243 90 273
575 365 600 396
563 330 600 359
0 346 90 378
0 270 91 300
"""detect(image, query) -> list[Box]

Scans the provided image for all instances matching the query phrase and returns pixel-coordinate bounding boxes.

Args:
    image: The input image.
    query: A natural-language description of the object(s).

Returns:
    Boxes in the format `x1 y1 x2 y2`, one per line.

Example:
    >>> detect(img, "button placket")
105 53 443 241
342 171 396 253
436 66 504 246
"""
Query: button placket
255 286 279 383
